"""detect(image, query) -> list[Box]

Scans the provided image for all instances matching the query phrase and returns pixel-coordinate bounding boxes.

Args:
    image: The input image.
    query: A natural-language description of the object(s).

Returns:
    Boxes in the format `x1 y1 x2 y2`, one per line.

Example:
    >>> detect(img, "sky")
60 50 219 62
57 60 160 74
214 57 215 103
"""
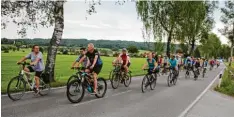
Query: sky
1 0 229 44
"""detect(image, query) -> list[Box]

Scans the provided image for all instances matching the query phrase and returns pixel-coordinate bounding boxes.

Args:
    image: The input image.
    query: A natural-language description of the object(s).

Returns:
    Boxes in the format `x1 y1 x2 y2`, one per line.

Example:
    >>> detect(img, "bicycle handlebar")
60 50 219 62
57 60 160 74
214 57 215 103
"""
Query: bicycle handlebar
17 62 30 66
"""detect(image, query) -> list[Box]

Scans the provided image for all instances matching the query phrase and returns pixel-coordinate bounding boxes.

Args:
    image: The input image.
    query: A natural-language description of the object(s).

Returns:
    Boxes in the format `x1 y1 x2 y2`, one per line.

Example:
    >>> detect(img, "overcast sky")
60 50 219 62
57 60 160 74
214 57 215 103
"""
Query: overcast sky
1 0 229 44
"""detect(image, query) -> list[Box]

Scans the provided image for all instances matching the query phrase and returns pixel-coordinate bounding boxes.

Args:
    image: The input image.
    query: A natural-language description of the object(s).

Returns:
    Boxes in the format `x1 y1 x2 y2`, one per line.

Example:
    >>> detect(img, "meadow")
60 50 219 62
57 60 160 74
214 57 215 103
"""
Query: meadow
1 49 146 93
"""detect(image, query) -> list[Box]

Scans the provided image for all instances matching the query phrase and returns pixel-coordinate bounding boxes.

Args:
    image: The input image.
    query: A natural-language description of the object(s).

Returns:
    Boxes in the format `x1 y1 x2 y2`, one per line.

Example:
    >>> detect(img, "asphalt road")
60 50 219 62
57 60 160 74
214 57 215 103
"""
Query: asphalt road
1 65 225 117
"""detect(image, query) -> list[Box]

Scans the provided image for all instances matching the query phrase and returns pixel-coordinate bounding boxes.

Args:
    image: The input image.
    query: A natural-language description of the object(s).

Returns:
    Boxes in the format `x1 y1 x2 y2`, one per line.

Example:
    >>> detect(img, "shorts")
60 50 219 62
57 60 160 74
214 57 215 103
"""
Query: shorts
121 63 131 70
27 66 42 77
89 64 103 75
163 63 167 67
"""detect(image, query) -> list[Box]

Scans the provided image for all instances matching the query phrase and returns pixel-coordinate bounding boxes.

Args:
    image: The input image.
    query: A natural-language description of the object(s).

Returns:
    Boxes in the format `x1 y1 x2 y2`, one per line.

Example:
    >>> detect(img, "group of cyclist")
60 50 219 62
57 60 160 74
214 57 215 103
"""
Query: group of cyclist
17 43 220 95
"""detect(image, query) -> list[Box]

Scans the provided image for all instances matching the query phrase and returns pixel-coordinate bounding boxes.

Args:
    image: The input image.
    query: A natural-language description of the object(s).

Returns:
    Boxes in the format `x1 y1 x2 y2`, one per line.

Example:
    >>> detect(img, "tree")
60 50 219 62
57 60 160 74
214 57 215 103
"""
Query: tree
136 1 182 57
127 45 139 54
219 1 234 66
15 41 22 51
1 1 65 81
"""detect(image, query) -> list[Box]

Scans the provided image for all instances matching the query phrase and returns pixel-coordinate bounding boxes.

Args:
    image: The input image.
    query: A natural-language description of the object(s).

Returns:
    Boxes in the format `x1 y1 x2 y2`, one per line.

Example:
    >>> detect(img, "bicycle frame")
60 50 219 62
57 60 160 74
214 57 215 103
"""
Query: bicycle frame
18 66 37 90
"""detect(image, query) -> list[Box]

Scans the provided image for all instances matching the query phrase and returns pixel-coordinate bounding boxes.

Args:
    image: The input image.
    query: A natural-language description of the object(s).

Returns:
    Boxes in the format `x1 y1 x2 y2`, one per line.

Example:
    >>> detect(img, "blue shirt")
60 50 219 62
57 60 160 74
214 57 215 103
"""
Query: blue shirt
169 59 177 68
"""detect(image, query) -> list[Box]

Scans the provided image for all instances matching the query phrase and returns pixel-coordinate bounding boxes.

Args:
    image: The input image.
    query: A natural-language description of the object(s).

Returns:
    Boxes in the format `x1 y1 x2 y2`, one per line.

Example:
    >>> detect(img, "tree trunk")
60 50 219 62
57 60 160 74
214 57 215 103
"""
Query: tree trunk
166 32 172 58
44 1 64 82
189 38 195 56
229 46 233 67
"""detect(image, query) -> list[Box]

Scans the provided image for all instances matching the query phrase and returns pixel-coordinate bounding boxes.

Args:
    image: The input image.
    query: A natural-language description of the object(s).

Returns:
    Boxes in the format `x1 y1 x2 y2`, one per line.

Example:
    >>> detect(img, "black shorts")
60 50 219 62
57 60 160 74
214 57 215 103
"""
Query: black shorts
27 66 42 77
89 64 103 75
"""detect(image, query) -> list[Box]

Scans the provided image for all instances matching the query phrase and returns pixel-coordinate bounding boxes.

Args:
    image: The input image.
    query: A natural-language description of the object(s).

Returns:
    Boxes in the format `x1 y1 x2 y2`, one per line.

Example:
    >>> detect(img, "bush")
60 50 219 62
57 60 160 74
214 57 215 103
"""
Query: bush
63 50 69 55
4 49 9 53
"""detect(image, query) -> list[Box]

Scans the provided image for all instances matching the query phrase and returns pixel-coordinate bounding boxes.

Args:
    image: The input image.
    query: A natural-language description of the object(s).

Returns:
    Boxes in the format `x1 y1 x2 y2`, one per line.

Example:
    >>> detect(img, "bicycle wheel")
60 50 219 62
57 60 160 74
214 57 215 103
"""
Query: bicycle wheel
141 75 149 93
7 76 26 101
150 74 157 90
124 73 131 87
167 73 173 87
185 71 190 79
67 75 79 86
110 72 120 89
109 70 113 81
173 75 177 85
95 78 107 98
66 80 85 103
39 78 51 96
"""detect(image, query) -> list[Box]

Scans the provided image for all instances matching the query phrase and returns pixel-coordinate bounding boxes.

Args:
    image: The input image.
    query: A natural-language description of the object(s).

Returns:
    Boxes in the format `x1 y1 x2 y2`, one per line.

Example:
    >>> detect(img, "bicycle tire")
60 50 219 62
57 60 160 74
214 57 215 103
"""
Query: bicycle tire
150 74 157 90
141 75 149 93
173 75 177 85
67 75 79 86
7 76 26 101
110 72 120 89
124 73 131 87
95 78 107 98
66 79 85 103
185 71 190 79
167 73 172 87
39 79 51 96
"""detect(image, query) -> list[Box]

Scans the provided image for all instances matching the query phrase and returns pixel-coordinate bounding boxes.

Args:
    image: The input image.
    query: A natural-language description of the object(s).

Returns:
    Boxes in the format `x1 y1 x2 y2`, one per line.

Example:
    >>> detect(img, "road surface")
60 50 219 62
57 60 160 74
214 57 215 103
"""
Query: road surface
2 65 225 117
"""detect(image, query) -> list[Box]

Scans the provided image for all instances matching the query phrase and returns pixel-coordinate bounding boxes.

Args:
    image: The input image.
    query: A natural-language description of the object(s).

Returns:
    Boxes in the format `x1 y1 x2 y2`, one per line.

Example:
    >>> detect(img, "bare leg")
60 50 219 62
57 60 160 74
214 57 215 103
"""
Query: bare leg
24 67 30 80
35 76 39 90
93 73 97 93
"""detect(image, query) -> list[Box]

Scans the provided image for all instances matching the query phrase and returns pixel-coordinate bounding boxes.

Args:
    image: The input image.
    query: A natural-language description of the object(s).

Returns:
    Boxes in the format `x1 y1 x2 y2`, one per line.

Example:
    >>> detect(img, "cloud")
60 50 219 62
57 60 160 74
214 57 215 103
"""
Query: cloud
79 23 101 29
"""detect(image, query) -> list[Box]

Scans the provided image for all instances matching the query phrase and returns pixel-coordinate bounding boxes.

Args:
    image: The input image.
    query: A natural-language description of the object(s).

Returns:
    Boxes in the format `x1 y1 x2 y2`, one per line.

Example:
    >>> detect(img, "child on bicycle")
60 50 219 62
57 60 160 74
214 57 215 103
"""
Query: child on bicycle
168 55 178 76
71 47 90 71
142 52 157 74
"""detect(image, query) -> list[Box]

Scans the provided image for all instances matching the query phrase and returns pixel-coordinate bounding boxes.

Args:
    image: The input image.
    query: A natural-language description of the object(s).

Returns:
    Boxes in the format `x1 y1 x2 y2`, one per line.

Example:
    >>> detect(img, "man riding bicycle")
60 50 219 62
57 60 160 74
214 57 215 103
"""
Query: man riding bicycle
71 47 90 70
77 43 103 94
17 45 44 94
142 52 157 74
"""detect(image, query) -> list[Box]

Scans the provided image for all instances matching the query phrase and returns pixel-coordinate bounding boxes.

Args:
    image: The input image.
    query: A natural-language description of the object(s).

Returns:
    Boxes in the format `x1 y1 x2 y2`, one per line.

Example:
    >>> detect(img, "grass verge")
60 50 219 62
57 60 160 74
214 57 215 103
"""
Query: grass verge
214 63 234 97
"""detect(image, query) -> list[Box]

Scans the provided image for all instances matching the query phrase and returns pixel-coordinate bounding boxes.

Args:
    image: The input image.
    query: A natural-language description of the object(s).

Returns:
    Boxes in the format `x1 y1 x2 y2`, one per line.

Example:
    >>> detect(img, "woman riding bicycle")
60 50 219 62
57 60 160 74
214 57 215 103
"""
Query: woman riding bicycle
168 55 178 77
17 45 44 94
142 52 157 74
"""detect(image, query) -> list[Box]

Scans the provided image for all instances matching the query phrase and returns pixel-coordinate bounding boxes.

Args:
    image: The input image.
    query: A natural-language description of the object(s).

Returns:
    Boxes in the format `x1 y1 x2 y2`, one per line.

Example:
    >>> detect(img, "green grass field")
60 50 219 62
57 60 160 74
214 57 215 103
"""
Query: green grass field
1 49 146 93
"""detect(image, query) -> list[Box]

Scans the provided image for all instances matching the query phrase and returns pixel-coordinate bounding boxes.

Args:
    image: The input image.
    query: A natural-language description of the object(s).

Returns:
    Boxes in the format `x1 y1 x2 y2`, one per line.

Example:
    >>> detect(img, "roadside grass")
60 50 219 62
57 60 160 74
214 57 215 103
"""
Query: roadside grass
1 50 146 94
214 62 234 97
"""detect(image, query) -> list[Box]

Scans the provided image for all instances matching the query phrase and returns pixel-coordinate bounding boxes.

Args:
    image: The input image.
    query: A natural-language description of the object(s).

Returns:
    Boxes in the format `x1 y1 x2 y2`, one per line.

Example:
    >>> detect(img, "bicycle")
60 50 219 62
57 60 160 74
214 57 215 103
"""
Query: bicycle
202 66 207 78
167 67 178 87
7 62 50 101
185 65 192 79
110 63 132 89
141 69 157 93
66 67 84 86
193 67 200 80
66 67 107 103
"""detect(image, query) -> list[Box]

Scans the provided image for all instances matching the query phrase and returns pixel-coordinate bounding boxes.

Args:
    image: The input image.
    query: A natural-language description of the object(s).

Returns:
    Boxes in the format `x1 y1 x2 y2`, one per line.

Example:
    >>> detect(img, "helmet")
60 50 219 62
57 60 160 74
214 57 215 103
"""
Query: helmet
122 48 127 51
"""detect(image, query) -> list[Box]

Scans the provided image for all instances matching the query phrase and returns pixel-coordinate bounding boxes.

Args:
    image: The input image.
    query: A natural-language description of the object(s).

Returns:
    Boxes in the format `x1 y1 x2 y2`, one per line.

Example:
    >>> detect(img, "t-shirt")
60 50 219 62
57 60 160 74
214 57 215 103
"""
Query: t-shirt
169 59 177 68
119 53 130 65
25 52 44 71
85 49 102 66
76 55 89 67
147 58 156 69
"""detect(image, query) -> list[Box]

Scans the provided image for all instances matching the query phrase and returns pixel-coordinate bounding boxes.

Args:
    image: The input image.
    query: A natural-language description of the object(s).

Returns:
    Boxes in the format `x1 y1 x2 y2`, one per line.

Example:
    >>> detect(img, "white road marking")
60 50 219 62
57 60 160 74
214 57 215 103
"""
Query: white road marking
111 90 132 96
178 68 225 117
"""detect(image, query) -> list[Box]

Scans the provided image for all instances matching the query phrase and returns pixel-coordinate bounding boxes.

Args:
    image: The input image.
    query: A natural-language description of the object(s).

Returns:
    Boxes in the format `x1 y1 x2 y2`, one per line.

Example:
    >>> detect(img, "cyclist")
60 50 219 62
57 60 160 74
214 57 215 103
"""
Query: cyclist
71 47 90 70
119 48 131 73
168 55 178 77
112 53 123 66
157 55 162 71
194 58 201 76
17 45 44 94
142 52 157 74
77 43 103 94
